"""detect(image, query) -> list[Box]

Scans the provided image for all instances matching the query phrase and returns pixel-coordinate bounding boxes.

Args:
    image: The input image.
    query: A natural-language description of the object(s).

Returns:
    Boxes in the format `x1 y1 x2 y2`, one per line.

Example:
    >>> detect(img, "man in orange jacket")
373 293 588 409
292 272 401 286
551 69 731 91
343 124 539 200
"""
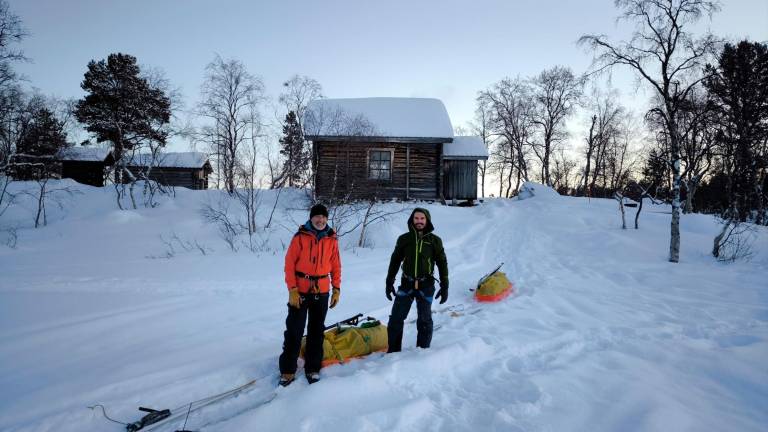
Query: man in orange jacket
279 204 341 386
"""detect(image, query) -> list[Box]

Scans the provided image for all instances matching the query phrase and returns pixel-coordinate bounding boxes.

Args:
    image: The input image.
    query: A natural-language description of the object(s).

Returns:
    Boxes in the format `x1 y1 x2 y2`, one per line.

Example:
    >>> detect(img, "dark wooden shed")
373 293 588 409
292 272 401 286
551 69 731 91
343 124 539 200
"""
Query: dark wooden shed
58 147 115 187
305 98 487 202
442 136 489 201
126 152 213 190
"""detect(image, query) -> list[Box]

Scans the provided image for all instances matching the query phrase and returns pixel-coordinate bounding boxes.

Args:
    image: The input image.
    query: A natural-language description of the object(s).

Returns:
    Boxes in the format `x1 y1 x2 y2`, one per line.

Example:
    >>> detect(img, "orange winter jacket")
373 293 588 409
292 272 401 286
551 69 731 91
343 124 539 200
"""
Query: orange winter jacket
284 223 341 294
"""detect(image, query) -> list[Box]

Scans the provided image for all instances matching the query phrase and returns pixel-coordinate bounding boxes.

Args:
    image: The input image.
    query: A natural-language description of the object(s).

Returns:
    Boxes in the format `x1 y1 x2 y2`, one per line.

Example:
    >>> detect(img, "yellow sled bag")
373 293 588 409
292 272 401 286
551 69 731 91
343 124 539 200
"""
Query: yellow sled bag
475 271 514 302
301 320 388 367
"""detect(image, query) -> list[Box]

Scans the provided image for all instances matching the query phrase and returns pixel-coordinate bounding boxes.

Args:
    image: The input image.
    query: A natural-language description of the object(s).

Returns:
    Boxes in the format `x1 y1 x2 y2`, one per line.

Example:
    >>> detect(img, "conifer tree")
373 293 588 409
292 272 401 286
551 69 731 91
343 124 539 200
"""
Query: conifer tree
74 53 170 181
17 107 68 157
279 110 307 187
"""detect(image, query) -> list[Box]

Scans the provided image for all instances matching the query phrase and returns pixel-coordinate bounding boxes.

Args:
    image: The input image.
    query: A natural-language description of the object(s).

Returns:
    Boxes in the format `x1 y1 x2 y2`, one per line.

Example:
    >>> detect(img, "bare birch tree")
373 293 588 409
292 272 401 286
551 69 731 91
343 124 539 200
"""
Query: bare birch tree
530 66 583 186
479 78 535 196
198 55 265 194
580 0 720 262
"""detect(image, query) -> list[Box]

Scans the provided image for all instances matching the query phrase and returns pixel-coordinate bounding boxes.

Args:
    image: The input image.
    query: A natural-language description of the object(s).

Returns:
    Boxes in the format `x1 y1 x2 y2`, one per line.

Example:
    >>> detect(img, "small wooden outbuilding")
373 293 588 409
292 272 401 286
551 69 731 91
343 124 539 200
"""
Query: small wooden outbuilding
442 136 489 202
58 147 115 187
304 97 486 202
126 152 212 190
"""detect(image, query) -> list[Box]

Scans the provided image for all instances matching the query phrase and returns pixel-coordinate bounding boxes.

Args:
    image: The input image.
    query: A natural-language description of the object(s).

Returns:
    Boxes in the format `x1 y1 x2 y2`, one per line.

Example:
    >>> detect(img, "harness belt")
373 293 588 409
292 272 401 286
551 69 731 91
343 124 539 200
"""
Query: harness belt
402 274 433 290
296 271 329 294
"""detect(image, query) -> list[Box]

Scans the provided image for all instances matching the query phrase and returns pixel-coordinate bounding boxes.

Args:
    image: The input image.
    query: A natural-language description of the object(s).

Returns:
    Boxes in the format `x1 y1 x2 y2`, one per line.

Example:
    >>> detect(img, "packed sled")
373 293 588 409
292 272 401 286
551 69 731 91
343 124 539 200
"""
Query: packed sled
300 314 388 367
474 263 515 302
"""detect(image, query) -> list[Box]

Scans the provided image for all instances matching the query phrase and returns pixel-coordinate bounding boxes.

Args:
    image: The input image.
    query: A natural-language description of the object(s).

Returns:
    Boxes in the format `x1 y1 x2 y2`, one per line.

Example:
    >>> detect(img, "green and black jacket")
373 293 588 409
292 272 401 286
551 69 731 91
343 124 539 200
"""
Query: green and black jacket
386 208 449 287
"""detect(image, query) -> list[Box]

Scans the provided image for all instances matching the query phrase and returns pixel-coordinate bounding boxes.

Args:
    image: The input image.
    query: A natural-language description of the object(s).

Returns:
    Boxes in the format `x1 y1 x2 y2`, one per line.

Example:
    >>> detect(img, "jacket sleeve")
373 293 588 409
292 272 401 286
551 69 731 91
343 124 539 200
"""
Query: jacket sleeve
284 235 300 290
330 239 341 289
386 236 405 286
434 235 449 287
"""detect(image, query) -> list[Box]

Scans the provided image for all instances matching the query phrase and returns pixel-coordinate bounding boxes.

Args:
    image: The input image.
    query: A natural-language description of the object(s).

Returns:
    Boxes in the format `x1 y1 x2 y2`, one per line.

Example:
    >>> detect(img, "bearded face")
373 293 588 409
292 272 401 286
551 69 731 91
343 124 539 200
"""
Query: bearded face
412 212 427 231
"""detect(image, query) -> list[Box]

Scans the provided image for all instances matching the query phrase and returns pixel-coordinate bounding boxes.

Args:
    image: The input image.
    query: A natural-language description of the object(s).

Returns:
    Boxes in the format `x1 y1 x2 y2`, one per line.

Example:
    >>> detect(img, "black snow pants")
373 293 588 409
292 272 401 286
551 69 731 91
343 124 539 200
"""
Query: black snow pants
279 292 329 374
387 278 434 352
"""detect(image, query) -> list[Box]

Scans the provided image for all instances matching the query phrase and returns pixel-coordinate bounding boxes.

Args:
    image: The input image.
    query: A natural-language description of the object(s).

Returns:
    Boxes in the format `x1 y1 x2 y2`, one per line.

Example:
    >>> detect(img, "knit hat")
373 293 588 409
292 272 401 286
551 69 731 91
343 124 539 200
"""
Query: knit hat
310 204 328 218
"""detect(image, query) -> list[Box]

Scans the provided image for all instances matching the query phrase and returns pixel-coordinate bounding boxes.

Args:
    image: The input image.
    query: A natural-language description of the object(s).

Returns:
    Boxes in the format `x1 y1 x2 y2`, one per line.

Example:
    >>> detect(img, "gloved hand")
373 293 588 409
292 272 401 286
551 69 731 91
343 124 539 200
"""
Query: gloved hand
288 287 301 308
385 283 395 301
434 282 448 304
329 287 340 309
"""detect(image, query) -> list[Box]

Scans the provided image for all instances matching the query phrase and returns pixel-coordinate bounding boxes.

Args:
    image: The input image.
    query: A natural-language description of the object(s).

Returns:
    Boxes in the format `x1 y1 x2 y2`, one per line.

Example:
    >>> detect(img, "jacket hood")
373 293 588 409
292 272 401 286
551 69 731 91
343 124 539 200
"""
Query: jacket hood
300 221 335 239
407 207 434 233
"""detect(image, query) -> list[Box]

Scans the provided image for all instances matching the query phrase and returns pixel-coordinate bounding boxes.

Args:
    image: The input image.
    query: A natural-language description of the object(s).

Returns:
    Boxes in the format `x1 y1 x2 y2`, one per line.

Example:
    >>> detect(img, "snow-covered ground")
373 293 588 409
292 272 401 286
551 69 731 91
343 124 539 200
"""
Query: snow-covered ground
1 180 766 432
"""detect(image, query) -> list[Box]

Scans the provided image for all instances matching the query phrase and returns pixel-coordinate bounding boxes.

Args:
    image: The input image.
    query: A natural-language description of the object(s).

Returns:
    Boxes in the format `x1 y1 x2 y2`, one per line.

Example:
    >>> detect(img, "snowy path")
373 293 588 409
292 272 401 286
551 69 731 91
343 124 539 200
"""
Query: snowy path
0 185 766 431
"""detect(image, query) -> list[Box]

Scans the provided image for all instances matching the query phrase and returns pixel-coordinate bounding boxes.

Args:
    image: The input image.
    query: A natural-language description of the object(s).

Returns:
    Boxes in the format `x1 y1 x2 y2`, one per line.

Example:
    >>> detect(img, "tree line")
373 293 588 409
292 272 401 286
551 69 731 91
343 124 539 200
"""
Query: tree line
467 0 766 262
0 0 764 261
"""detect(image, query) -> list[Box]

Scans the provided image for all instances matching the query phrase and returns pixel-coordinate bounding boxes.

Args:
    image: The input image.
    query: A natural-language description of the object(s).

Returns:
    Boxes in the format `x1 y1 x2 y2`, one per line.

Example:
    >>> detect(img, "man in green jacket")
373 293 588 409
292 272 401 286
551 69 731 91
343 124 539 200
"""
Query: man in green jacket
385 207 449 352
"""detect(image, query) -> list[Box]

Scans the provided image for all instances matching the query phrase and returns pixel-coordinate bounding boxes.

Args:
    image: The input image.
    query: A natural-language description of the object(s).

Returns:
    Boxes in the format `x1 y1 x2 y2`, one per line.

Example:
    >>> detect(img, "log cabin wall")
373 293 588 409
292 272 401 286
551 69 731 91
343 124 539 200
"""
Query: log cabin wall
126 167 209 190
314 140 442 201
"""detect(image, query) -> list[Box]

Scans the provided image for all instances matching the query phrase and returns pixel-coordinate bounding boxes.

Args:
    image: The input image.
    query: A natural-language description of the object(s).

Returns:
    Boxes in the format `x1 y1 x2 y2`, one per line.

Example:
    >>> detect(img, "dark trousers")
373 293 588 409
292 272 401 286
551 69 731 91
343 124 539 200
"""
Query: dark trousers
279 293 329 374
387 280 434 352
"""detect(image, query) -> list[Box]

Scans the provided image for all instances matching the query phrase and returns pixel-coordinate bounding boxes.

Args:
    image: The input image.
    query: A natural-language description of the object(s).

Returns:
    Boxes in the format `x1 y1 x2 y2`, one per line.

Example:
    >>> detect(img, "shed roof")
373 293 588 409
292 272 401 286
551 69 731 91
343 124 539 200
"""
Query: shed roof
127 152 210 168
443 136 488 160
304 97 454 141
57 147 112 162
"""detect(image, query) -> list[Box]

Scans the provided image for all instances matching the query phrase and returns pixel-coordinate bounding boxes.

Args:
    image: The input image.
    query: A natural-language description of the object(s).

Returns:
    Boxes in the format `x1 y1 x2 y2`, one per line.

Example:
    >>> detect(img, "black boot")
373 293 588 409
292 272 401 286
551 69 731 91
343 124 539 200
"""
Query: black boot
279 373 295 387
306 372 320 384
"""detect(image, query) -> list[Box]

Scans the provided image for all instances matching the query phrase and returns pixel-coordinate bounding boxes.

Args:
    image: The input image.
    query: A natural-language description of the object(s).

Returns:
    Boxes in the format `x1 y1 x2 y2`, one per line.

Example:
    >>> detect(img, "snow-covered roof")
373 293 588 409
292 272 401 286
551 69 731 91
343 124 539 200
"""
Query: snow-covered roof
127 152 210 168
57 147 112 162
443 136 488 160
304 97 454 140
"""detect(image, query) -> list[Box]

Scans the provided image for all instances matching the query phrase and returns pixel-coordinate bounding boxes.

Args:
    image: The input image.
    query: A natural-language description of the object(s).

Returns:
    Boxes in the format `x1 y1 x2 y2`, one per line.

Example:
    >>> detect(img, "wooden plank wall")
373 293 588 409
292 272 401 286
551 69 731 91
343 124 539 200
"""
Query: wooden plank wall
443 160 478 200
127 167 208 190
314 141 441 201
61 161 105 186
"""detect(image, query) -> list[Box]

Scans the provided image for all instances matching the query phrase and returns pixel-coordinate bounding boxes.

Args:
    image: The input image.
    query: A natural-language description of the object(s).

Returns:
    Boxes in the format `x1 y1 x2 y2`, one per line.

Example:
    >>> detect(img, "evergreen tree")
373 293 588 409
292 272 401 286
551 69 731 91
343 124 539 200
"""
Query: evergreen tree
17 107 68 157
705 41 768 222
641 148 669 199
279 110 307 187
74 53 170 172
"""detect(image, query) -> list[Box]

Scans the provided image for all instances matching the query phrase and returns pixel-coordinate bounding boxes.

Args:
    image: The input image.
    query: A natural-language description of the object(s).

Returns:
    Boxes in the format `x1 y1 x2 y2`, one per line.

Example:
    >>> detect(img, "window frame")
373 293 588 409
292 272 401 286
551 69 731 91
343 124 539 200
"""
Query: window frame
367 148 394 181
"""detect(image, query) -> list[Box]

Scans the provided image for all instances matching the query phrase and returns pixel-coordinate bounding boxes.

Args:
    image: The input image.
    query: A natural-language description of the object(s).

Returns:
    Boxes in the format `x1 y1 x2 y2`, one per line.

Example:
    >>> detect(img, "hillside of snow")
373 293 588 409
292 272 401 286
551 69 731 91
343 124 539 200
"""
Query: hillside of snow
1 180 766 432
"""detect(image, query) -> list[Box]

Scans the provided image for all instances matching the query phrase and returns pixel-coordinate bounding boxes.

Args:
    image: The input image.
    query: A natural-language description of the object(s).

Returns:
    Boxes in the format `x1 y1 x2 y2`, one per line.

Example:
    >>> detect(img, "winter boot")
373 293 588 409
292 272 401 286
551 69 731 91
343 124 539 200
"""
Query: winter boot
279 373 295 387
305 372 320 384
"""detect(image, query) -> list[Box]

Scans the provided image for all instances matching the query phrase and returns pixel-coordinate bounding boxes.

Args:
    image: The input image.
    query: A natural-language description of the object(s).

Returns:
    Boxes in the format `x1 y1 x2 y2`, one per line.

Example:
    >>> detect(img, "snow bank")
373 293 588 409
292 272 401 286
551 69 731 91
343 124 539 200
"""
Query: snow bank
517 181 560 201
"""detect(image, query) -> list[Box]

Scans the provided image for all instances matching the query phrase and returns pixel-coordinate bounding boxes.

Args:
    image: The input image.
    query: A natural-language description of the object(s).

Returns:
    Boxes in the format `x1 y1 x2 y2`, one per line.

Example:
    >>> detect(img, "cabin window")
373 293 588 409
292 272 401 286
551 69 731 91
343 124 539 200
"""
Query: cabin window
368 150 392 180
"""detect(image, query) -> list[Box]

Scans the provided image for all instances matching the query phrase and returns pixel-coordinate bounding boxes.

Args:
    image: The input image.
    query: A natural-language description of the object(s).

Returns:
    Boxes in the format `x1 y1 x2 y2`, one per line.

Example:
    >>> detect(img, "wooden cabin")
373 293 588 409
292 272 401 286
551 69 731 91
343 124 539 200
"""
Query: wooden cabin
126 152 212 190
305 97 487 202
58 147 115 186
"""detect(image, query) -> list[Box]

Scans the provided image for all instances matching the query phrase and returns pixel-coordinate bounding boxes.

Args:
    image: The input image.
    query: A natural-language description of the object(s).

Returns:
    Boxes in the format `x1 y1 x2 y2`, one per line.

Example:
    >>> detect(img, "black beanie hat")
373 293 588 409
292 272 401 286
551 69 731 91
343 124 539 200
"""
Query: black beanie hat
310 204 328 218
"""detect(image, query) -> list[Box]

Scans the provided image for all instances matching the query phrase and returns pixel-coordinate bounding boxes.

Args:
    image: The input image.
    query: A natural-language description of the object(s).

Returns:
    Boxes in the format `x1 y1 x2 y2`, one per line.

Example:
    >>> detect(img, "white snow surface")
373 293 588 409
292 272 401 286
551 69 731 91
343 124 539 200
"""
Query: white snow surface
305 97 454 139
1 180 767 432
443 136 488 159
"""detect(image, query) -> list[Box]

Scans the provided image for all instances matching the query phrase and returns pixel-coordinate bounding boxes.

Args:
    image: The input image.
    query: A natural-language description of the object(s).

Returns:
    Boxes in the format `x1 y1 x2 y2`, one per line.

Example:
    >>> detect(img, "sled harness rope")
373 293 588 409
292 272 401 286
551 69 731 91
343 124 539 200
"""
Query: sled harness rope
89 377 261 431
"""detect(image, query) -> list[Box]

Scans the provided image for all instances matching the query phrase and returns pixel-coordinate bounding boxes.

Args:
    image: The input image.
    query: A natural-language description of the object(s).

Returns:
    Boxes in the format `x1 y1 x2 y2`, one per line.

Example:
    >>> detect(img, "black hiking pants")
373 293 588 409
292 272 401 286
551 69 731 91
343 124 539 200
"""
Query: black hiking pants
387 279 434 352
279 292 329 375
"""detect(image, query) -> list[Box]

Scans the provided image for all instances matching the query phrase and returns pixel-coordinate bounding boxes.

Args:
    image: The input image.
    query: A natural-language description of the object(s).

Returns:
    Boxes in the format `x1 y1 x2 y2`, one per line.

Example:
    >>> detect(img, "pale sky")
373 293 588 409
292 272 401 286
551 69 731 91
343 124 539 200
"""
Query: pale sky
11 0 768 150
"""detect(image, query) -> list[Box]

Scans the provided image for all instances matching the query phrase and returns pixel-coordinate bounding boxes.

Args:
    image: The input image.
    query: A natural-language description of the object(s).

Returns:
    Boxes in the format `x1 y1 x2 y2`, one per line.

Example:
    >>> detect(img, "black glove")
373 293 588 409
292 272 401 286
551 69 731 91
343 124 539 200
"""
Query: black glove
434 282 448 304
386 283 396 301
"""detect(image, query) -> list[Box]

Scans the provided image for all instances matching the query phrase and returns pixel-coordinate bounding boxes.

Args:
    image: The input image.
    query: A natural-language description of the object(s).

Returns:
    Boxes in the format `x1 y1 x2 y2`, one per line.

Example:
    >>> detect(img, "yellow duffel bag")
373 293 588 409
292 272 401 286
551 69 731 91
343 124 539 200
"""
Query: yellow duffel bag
301 319 388 367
